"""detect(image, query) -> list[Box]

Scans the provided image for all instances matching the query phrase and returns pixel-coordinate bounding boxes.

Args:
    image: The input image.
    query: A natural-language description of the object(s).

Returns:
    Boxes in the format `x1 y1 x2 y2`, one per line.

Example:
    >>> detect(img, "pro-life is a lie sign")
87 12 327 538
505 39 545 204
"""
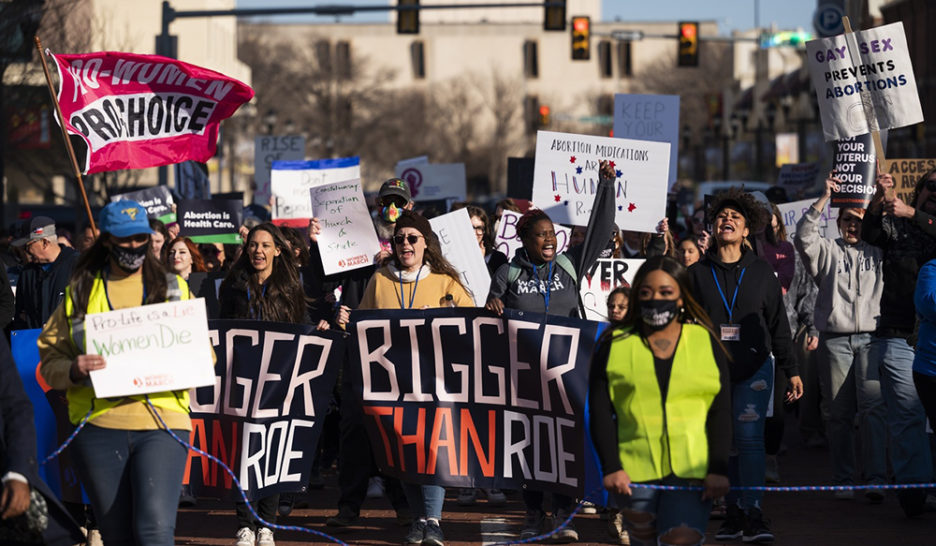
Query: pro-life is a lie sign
86 299 215 398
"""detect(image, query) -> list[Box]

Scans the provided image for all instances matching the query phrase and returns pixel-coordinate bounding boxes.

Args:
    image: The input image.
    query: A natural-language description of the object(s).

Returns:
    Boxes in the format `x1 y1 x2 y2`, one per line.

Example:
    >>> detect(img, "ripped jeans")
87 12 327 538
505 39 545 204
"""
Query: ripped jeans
613 475 710 546
727 357 773 511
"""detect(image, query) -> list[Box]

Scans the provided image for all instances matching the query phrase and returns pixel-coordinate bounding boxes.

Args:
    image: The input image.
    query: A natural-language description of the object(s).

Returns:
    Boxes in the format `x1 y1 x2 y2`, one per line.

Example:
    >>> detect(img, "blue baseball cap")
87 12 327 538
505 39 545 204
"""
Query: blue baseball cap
99 200 152 238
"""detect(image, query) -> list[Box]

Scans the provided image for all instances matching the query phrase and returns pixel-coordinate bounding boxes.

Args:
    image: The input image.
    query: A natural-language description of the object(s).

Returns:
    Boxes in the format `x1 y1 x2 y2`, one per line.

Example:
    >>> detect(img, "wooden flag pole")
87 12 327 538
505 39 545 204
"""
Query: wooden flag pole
841 17 887 164
34 36 97 233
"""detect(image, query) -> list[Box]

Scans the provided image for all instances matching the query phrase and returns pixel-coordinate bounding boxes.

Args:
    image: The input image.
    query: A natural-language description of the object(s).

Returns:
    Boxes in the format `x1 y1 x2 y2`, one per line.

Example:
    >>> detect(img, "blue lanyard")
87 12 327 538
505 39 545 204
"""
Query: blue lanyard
537 261 553 313
246 284 268 319
399 269 421 309
710 266 746 323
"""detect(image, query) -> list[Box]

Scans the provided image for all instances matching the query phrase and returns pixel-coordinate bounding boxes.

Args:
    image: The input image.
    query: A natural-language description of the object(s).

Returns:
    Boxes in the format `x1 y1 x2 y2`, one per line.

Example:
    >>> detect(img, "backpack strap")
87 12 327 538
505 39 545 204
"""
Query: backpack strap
507 263 522 284
554 254 577 286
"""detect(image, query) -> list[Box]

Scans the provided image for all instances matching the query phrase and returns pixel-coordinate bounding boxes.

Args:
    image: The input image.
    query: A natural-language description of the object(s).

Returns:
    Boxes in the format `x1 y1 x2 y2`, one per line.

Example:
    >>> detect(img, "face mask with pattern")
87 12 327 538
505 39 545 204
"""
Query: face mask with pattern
381 203 402 223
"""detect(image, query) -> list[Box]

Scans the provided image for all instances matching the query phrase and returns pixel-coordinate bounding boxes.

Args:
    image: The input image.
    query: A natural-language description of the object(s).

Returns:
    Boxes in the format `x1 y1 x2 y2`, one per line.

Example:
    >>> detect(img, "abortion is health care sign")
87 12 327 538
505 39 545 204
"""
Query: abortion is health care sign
531 131 670 232
271 156 360 227
805 22 922 141
86 299 215 398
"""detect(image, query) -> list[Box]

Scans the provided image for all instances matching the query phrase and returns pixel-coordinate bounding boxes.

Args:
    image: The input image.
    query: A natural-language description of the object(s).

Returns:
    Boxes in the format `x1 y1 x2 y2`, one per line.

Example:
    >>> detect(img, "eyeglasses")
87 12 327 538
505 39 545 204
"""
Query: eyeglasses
393 234 423 245
472 225 485 233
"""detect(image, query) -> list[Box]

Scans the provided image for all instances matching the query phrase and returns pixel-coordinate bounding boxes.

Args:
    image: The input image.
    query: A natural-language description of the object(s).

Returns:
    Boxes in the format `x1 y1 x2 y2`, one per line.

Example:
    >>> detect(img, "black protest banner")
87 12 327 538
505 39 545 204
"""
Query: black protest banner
830 133 876 208
178 199 243 244
348 308 600 498
111 185 176 223
183 320 343 501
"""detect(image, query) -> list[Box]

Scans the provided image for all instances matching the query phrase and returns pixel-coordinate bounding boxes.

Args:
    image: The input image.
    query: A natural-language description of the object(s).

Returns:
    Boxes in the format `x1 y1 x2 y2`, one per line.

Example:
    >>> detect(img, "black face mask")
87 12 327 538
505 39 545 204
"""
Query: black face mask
110 243 149 272
640 299 679 331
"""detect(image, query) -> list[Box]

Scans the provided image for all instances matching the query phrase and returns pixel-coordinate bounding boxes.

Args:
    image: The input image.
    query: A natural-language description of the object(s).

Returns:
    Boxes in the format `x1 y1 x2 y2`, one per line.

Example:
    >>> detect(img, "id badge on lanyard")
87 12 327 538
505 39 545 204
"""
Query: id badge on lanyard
711 266 746 342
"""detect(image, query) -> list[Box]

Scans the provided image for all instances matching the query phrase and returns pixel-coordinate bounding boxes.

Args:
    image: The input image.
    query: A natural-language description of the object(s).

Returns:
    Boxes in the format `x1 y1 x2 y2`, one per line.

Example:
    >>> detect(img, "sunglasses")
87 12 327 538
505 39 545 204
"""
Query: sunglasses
381 197 408 208
393 234 423 245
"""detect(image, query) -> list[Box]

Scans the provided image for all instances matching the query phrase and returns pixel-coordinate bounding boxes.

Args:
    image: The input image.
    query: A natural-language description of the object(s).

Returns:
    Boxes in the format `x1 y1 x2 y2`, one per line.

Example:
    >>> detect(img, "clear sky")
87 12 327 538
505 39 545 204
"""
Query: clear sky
236 0 818 34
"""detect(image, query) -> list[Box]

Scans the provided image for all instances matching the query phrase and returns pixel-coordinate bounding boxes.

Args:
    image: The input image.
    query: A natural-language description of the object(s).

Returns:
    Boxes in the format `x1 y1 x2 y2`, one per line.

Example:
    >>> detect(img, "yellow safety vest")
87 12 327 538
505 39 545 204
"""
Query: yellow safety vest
606 323 722 482
63 272 191 424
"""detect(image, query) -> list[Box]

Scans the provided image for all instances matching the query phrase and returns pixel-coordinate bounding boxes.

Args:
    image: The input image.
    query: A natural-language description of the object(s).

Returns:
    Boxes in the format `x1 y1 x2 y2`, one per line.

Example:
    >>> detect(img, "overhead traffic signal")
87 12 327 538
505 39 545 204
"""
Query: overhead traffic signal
539 105 551 127
544 0 566 31
678 21 699 67
397 0 419 35
571 16 590 61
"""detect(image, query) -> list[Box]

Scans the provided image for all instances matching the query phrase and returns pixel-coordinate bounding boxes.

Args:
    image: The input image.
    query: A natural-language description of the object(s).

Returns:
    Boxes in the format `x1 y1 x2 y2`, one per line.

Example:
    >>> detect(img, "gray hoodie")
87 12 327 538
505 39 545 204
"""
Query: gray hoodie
794 206 883 334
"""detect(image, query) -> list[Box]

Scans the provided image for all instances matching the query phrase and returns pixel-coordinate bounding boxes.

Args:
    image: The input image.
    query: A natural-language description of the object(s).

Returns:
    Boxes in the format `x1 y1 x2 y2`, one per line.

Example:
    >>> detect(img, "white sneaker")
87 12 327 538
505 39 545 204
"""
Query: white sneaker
257 527 275 546
234 527 255 546
366 476 385 498
484 488 507 505
457 488 477 505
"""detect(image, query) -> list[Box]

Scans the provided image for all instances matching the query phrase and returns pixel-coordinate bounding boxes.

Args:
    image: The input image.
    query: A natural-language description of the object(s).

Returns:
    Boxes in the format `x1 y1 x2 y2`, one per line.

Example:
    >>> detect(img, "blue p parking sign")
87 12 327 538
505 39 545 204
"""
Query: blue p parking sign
814 3 845 37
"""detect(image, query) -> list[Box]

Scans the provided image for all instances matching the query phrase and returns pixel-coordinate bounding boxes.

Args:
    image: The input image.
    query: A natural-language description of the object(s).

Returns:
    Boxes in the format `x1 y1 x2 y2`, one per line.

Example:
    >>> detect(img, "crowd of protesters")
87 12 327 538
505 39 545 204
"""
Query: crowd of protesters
2 159 936 546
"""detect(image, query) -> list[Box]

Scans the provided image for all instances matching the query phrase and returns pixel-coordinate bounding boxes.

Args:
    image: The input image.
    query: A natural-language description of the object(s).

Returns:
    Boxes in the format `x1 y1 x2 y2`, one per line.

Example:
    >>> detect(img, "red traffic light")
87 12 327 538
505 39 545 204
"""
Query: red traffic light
680 23 696 39
573 17 589 32
539 105 550 117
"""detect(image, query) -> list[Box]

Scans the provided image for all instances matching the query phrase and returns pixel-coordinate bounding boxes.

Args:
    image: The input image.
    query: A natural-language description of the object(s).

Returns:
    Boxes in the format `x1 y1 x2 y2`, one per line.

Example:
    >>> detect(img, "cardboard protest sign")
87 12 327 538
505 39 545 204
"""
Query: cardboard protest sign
185 321 343 500
271 156 360 227
493 209 571 261
177 199 242 244
111 185 176 224
310 179 381 275
830 133 876 207
254 135 305 206
613 94 680 189
395 160 467 202
174 161 211 200
348 307 602 498
883 158 936 204
777 162 821 193
531 130 670 232
49 51 253 174
777 198 840 240
429 208 491 307
805 22 922 141
580 259 644 321
86 299 214 398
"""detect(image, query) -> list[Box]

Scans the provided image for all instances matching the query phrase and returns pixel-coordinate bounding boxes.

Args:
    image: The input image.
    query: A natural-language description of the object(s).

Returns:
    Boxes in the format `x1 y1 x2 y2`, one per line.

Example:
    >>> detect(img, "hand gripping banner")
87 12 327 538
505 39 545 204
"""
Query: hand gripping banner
348 308 603 499
49 51 254 174
184 320 343 501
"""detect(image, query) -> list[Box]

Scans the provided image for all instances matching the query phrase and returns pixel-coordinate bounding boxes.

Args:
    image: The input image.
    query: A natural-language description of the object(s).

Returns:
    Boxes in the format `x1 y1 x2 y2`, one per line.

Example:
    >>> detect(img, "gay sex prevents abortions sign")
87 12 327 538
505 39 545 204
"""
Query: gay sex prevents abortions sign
85 299 214 398
348 308 601 498
805 22 922 141
311 179 381 275
50 51 253 174
532 130 670 232
271 156 361 227
184 321 343 500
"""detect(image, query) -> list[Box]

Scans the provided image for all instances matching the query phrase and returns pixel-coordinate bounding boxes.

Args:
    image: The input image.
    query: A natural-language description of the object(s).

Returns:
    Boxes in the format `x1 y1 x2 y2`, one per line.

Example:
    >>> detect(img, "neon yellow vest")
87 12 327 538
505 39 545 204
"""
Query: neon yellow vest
606 323 721 482
63 272 192 424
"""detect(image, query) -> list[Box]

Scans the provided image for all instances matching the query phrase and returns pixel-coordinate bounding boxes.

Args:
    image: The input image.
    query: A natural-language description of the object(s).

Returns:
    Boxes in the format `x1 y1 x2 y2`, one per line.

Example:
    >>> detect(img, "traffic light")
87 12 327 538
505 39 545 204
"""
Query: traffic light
571 16 590 61
539 105 551 127
397 0 419 35
678 21 699 67
544 0 566 31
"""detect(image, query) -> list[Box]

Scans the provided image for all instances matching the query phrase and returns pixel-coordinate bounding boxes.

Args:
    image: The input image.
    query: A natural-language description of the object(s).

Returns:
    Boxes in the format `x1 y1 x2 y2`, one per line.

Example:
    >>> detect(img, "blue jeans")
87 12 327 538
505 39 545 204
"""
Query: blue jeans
727 357 773 510
819 333 888 485
613 476 711 546
401 483 445 520
871 336 934 485
70 424 188 546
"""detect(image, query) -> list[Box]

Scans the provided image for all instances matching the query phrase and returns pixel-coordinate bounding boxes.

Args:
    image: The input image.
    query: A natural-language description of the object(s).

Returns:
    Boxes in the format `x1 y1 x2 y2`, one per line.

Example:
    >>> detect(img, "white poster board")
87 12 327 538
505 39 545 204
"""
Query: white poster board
311 179 381 275
777 198 840 240
253 135 305 205
805 22 922 141
86 299 214 398
613 94 680 190
271 156 361 225
429 208 491 307
580 259 643 321
531 130 670 232
395 161 467 202
493 209 571 262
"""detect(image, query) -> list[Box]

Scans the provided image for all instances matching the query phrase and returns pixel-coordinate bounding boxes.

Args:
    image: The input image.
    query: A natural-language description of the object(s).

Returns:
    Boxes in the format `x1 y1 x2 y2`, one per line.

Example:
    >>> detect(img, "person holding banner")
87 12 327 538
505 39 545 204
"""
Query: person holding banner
338 210 471 546
590 256 731 546
485 160 616 542
689 189 802 543
36 200 195 546
219 223 309 546
861 167 936 516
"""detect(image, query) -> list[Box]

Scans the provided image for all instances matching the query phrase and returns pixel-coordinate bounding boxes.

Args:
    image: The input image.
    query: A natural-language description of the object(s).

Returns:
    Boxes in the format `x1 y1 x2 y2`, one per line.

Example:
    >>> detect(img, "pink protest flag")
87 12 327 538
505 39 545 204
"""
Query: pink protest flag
49 51 254 174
